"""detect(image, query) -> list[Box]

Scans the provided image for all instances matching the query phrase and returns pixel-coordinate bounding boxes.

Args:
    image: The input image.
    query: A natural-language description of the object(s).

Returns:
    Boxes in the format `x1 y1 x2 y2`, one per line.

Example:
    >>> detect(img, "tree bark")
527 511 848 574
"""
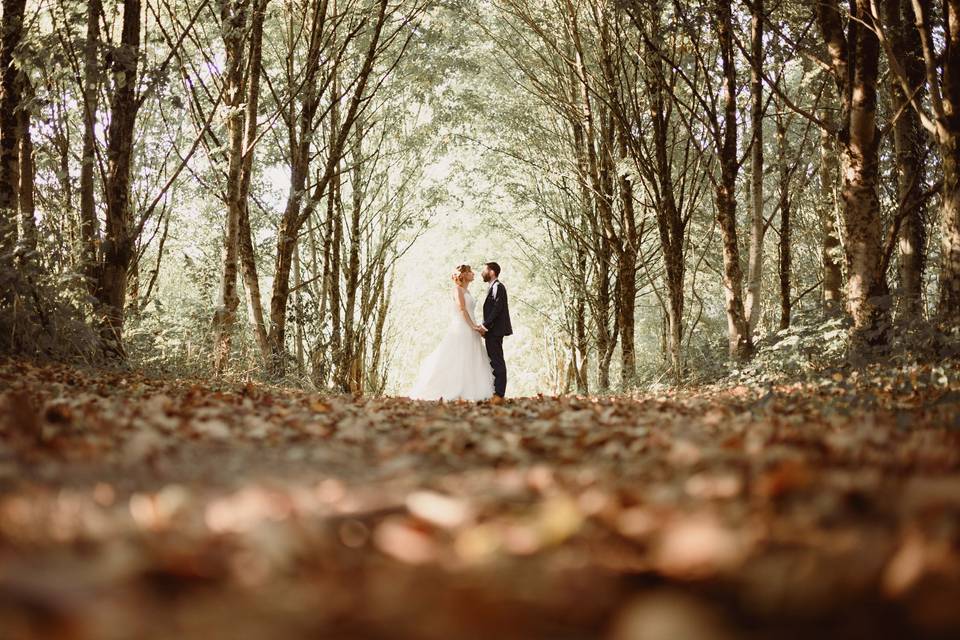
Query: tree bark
575 287 588 394
776 107 792 329
887 0 927 320
271 0 390 381
896 0 960 324
326 55 344 387
568 90 593 394
293 238 304 375
819 119 844 315
266 22 319 373
212 0 268 374
96 0 142 356
745 0 765 334
616 154 638 388
642 6 686 381
16 71 34 255
238 200 270 360
715 0 753 361
212 1 248 375
342 123 364 393
235 0 270 363
595 11 637 389
817 0 888 351
936 0 960 323
595 216 615 391
574 268 592 396
940 140 960 322
368 274 390 395
569 9 617 390
0 0 26 254
327 170 343 386
80 0 102 293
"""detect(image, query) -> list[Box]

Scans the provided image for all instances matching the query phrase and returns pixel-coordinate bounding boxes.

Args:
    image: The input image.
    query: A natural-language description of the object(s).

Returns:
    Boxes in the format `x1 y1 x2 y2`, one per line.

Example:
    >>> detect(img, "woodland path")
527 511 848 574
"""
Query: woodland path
0 358 958 639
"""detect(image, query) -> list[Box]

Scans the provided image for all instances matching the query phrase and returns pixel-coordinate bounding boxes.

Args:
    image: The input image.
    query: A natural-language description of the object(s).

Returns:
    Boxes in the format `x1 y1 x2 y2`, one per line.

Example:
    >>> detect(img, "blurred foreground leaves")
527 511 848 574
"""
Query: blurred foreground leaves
0 358 958 639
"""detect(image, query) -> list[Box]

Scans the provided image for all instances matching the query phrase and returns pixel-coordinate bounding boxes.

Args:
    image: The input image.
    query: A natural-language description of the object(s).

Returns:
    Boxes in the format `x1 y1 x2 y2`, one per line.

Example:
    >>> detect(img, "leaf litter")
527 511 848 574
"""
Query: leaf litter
0 358 958 639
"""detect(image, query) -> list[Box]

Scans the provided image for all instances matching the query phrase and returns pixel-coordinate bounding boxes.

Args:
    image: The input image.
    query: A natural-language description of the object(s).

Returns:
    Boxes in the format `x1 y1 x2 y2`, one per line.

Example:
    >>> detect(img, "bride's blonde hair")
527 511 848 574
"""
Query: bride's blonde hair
451 264 472 286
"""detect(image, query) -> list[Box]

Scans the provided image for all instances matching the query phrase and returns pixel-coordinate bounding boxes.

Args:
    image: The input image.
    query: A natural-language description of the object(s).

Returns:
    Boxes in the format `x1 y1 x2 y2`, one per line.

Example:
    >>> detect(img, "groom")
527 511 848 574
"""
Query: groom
477 262 512 402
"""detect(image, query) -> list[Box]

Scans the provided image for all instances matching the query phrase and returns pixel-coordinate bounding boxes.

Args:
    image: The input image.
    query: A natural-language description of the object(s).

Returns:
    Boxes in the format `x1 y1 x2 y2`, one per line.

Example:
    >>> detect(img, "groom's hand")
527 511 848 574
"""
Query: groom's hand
477 325 488 335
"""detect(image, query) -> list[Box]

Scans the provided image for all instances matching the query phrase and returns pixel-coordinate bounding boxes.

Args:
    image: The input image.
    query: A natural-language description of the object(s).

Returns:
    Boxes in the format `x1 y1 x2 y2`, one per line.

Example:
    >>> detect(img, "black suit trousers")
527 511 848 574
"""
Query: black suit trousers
485 335 507 398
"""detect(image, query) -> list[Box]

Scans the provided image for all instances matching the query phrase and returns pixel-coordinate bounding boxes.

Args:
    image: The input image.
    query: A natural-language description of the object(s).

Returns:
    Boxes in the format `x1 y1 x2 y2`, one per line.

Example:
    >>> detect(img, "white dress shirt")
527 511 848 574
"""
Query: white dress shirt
488 279 500 300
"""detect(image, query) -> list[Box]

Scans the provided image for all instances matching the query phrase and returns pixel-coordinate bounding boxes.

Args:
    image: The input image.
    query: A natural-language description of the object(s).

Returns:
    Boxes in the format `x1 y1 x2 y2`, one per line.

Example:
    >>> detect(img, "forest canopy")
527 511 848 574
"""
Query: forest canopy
0 0 958 394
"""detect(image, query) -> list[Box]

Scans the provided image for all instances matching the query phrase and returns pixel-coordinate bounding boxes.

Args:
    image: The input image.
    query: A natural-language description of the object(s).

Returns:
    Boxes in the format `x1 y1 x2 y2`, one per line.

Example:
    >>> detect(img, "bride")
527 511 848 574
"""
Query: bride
407 264 495 401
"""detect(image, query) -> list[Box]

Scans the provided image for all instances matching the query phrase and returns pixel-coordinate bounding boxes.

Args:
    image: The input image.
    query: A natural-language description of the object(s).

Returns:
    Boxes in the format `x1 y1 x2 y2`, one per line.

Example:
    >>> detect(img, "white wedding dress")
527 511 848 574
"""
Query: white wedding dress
407 288 495 401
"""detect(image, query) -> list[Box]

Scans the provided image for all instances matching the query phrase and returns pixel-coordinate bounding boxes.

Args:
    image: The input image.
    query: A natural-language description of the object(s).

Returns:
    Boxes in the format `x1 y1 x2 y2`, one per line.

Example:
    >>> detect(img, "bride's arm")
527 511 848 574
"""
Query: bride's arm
455 287 480 330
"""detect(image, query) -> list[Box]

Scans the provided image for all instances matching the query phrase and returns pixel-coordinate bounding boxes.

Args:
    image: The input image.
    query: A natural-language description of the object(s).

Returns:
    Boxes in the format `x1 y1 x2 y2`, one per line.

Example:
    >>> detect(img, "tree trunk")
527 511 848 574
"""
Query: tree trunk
840 131 887 347
236 0 269 362
936 0 960 323
596 237 614 391
268 207 298 373
941 140 960 322
327 178 343 386
0 0 26 254
267 95 313 374
238 201 270 360
565 9 618 390
617 130 637 388
96 0 142 356
887 0 927 320
269 0 390 380
80 0 102 293
17 71 35 255
342 123 364 393
599 169 618 388
901 0 960 325
819 121 844 315
573 250 590 395
745 0 765 334
715 0 753 361
570 136 592 395
265 0 325 375
817 0 888 352
368 275 390 395
312 197 333 388
326 58 344 389
642 6 686 381
575 289 588 394
776 109 792 329
212 0 268 374
293 238 305 375
212 2 248 374
596 13 636 390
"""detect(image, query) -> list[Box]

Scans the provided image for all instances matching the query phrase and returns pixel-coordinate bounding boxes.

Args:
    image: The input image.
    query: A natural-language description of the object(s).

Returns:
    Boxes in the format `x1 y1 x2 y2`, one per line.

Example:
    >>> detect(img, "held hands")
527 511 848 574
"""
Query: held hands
475 324 488 335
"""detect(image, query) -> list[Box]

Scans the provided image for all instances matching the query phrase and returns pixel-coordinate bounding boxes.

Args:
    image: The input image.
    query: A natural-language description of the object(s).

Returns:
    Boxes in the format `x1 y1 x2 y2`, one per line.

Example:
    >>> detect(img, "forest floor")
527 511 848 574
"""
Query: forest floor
0 358 959 640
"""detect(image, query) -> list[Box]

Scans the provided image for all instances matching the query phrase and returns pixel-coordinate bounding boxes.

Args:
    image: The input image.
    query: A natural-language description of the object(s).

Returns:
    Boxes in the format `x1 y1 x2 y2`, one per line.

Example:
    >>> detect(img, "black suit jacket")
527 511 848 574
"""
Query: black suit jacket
483 280 513 337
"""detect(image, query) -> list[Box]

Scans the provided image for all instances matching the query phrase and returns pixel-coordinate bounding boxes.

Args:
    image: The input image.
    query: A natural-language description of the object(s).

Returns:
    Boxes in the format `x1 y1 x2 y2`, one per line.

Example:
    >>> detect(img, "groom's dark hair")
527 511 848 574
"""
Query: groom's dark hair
485 262 501 277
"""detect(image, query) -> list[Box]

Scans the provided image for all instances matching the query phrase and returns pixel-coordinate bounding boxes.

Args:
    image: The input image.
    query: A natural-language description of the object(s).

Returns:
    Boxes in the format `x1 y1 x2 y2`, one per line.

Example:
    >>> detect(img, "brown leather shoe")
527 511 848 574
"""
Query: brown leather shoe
490 395 505 405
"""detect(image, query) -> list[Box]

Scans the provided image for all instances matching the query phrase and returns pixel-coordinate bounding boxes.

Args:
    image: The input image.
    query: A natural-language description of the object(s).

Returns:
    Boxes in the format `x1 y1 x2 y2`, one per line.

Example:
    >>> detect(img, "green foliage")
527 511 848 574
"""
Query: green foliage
6 0 958 396
0 246 98 362
124 301 215 379
730 315 851 385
